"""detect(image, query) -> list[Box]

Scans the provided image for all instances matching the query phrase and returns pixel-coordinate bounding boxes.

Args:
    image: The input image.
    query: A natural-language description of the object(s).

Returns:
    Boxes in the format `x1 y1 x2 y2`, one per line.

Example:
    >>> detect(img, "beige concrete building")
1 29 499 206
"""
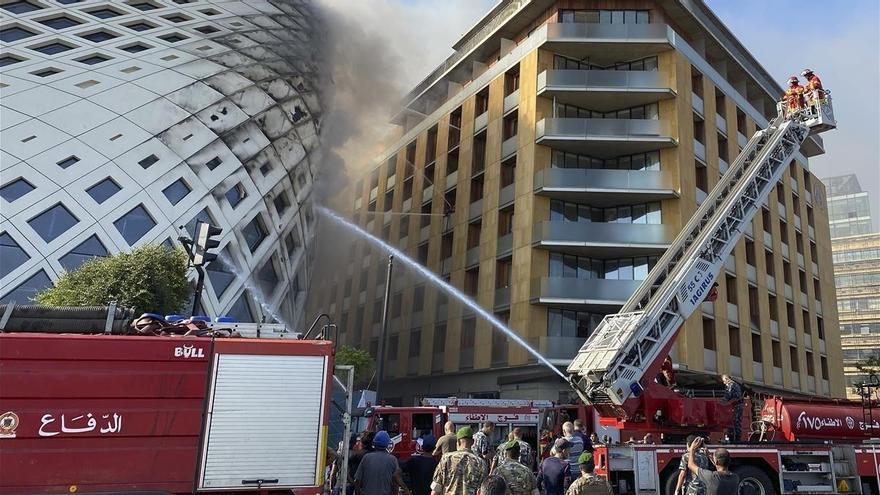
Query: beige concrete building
313 0 844 404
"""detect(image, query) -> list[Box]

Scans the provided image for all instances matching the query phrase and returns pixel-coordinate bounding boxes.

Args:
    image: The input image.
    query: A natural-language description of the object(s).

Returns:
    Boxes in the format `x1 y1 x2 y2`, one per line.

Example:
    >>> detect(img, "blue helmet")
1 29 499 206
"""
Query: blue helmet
373 430 392 448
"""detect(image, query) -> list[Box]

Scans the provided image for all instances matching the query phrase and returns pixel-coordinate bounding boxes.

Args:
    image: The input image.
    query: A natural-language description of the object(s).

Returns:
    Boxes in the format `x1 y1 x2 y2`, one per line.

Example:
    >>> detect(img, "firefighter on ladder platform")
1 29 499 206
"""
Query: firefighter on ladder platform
782 76 806 114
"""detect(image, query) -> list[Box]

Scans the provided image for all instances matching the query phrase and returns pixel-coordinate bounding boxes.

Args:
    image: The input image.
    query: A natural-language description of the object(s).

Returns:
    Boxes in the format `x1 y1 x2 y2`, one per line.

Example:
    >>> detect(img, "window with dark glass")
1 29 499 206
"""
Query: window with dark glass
256 258 279 296
2 1 43 14
39 16 82 29
28 203 79 243
226 292 255 322
554 101 658 119
0 270 51 304
0 233 30 279
206 248 235 296
86 177 121 204
59 234 108 271
550 199 661 224
225 183 246 208
0 26 37 42
547 308 600 339
0 177 35 202
162 179 191 205
114 204 156 245
242 216 268 253
551 149 660 170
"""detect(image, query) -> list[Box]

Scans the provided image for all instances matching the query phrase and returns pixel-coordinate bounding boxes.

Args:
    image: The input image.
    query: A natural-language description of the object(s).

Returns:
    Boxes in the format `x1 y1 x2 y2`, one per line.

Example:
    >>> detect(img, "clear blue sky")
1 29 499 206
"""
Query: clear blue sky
705 0 880 229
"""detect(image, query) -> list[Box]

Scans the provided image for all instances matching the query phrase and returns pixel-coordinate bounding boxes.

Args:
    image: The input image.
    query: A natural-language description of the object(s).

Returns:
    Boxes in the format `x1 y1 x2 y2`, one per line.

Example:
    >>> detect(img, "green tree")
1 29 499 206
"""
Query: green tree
335 345 375 384
36 244 191 315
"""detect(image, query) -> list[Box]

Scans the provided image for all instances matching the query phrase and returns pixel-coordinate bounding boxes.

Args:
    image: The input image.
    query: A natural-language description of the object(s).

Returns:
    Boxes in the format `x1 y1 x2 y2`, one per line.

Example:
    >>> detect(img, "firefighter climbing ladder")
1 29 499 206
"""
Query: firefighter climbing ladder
567 92 835 407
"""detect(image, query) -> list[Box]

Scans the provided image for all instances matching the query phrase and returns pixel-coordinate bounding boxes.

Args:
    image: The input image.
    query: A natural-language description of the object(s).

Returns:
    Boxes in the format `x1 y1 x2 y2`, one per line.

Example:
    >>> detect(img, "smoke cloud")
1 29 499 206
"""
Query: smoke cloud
313 0 494 200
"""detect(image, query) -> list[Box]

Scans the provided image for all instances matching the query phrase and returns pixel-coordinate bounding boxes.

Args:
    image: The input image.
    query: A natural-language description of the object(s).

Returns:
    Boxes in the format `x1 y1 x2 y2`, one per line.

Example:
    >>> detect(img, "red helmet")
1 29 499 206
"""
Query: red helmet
788 76 799 84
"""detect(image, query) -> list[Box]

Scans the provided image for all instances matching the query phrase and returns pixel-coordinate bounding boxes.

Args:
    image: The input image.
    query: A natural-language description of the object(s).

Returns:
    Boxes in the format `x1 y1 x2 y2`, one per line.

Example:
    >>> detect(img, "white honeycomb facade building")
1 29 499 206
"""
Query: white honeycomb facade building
0 0 326 326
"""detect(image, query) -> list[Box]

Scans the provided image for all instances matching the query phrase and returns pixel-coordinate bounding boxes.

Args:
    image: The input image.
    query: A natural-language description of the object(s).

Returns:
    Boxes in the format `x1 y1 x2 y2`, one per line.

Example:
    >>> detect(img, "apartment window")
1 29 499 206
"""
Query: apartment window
820 356 829 380
470 176 484 203
391 293 402 319
242 215 268 253
58 234 108 272
372 300 383 324
387 334 399 361
768 294 778 321
413 286 425 312
163 179 191 205
806 351 815 377
777 185 786 205
718 135 729 163
748 286 759 326
790 347 800 373
426 125 438 165
417 243 428 264
420 202 432 228
447 150 459 175
729 326 741 357
765 250 775 276
498 207 514 236
695 162 708 194
473 131 487 174
802 310 811 334
467 222 481 250
225 183 246 208
786 302 795 328
549 253 657 281
492 316 509 365
444 188 456 215
703 318 716 350
555 101 658 120
691 68 704 97
559 9 649 24
503 111 518 140
762 208 771 234
0 177 35 203
772 341 782 367
441 233 453 259
798 270 807 294
460 318 476 369
448 107 462 148
496 259 512 289
745 240 756 266
504 66 519 96
736 108 747 136
384 190 393 212
550 200 661 224
475 87 489 116
273 193 290 216
409 330 421 359
433 323 447 368
783 261 792 285
752 334 763 363
796 233 804 255
501 157 516 188
694 119 706 145
548 308 600 338
86 178 121 204
558 9 599 23
715 88 726 118
726 275 738 305
400 216 410 238
552 150 660 171
464 268 479 297
403 178 413 202
381 224 391 241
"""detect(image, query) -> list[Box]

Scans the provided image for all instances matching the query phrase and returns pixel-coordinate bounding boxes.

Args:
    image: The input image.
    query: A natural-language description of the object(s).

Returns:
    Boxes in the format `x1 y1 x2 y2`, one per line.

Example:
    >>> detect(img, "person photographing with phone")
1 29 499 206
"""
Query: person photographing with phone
686 437 739 494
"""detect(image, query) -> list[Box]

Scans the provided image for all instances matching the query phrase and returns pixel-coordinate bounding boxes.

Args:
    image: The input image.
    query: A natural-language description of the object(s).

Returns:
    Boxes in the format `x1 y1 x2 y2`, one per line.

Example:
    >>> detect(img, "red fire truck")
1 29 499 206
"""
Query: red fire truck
365 398 552 461
0 317 335 495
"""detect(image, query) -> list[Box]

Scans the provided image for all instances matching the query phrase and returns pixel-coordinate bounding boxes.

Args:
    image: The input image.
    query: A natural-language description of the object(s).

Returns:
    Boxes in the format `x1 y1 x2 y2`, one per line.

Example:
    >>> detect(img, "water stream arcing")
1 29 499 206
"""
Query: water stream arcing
317 206 567 381
217 251 293 330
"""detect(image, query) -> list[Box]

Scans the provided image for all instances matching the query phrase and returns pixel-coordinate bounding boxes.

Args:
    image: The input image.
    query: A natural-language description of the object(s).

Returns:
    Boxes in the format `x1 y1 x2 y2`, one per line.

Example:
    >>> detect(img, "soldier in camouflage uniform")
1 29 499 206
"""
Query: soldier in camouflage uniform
565 453 612 495
471 421 495 466
494 441 539 495
674 435 711 495
490 428 533 473
430 427 487 495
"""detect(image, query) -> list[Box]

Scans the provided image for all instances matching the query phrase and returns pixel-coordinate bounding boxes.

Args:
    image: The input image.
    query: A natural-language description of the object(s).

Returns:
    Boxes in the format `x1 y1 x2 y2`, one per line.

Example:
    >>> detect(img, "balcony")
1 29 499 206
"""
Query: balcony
692 93 704 116
465 246 480 268
533 221 673 257
704 349 717 372
719 157 728 175
727 303 739 325
531 277 641 311
386 174 396 190
468 199 483 221
537 70 674 112
533 168 677 206
715 114 727 135
401 197 412 213
445 170 458 191
420 225 430 243
535 336 587 362
474 111 488 133
440 257 452 275
369 187 378 202
422 183 434 203
730 356 742 377
737 131 748 149
536 118 675 158
501 135 518 160
497 233 513 258
694 139 706 162
499 183 515 208
773 367 783 386
770 320 779 339
544 22 674 66
494 286 510 310
503 89 519 114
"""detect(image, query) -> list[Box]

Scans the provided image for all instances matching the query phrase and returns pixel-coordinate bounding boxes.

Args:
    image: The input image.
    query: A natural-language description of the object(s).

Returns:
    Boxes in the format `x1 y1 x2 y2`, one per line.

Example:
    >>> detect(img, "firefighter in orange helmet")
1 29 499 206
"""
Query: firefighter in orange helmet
782 76 805 114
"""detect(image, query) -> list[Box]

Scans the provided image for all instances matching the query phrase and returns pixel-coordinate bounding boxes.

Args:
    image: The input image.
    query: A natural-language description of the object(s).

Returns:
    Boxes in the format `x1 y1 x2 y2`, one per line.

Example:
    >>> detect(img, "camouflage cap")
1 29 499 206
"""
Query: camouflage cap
577 451 593 464
503 440 519 450
456 426 474 439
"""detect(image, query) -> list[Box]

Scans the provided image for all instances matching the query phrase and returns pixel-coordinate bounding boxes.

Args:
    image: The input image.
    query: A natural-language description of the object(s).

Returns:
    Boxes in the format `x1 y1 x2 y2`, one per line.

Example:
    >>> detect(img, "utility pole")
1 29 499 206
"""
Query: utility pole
375 254 394 404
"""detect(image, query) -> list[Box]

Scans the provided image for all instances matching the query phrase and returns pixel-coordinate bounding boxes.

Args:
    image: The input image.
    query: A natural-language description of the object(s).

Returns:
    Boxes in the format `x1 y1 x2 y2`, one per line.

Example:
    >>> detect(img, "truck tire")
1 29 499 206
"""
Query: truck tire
733 465 775 495
661 470 680 495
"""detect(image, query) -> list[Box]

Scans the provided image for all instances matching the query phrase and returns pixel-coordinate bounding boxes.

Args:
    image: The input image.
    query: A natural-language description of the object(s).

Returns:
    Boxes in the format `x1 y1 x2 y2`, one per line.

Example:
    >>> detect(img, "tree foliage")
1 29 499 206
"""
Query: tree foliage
335 345 374 384
36 244 191 315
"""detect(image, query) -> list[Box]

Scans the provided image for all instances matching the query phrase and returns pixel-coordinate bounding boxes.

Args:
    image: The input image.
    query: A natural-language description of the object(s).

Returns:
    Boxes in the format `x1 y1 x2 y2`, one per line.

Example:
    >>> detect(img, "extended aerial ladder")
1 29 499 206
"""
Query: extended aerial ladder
567 89 835 420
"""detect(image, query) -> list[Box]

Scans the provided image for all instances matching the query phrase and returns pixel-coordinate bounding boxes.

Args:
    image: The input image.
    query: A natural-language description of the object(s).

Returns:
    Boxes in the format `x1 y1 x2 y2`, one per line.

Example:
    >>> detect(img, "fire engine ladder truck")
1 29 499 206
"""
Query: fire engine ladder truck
567 91 835 413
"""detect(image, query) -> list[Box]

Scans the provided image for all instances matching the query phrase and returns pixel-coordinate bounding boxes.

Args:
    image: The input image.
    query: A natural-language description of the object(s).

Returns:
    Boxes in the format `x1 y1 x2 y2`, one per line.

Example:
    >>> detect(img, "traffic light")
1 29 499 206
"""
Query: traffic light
193 221 222 267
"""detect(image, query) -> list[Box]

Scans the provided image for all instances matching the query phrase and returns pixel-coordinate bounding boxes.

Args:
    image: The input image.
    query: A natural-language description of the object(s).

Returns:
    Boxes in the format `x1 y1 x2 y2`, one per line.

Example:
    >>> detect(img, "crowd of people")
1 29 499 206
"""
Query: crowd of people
332 420 612 495
332 420 741 495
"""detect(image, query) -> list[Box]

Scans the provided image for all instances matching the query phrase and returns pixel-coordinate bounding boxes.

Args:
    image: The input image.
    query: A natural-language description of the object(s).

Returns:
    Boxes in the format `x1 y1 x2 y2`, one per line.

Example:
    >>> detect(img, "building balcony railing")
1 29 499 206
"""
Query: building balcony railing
422 183 434 203
531 276 640 310
419 225 430 243
773 367 783 386
440 256 452 275
445 171 458 191
503 89 519 114
715 114 727 135
468 199 483 221
692 93 704 117
737 131 748 149
497 233 513 258
533 221 673 257
465 246 480 268
694 139 706 162
544 22 674 67
501 135 518 160
538 69 675 112
534 168 677 205
536 118 675 158
475 111 488 133
494 286 510 310
499 183 515 208
402 197 412 213
529 336 588 363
